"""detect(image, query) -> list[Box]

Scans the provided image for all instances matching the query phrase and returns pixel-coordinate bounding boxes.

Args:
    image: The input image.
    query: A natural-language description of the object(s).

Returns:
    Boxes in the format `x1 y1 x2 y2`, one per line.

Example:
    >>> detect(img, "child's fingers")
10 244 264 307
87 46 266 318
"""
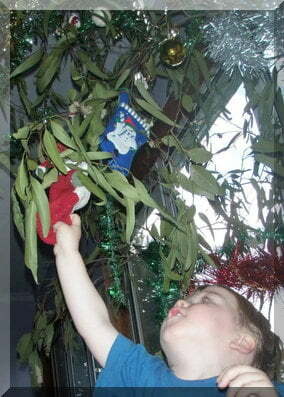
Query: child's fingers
217 366 260 388
71 213 81 226
225 372 267 388
53 221 65 231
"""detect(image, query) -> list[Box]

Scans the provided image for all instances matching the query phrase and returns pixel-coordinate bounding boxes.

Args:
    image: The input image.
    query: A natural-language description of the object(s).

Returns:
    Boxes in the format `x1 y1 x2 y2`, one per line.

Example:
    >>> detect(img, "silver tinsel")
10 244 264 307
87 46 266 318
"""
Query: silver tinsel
203 11 282 78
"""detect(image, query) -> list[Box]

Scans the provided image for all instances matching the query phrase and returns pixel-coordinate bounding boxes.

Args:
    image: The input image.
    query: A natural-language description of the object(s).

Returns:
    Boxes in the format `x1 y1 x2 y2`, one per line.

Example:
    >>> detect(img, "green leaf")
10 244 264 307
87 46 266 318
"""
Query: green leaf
78 113 94 138
166 269 183 281
77 172 107 205
93 82 118 99
161 135 180 148
187 57 200 90
199 249 216 267
86 151 113 160
186 147 213 163
32 93 46 109
27 158 38 171
134 98 181 128
44 323 55 357
199 212 215 240
166 170 215 200
11 188 25 240
150 223 160 240
77 51 109 79
125 198 135 244
16 333 33 364
135 81 161 110
43 129 68 174
181 94 194 112
133 176 157 208
13 125 30 139
68 88 77 102
37 51 62 93
160 219 174 239
35 312 47 332
145 55 156 78
250 178 266 225
15 157 29 201
193 50 210 82
191 165 221 196
133 176 179 228
88 165 125 206
29 350 43 387
105 171 140 201
51 90 69 107
43 11 52 38
30 176 50 238
50 120 77 150
42 167 59 189
24 200 38 284
255 153 284 177
186 204 196 222
115 68 131 90
252 140 284 153
18 81 32 116
11 49 44 78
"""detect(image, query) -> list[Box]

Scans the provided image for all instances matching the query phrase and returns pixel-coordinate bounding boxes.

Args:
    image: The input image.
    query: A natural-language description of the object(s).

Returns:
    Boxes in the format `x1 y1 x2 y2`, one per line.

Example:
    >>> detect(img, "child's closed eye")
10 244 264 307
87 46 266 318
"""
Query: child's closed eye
201 296 211 303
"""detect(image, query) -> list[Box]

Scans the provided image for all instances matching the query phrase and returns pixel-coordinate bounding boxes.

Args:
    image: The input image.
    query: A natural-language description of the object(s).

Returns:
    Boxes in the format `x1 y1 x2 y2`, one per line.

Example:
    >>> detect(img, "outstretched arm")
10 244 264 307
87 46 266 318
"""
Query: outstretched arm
54 214 118 367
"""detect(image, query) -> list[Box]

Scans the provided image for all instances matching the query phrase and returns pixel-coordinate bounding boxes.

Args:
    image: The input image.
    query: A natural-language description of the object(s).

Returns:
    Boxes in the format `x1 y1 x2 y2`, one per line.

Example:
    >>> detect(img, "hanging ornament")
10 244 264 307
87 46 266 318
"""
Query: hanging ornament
203 11 274 78
159 37 187 68
91 10 111 27
36 144 91 245
68 14 81 28
100 91 151 176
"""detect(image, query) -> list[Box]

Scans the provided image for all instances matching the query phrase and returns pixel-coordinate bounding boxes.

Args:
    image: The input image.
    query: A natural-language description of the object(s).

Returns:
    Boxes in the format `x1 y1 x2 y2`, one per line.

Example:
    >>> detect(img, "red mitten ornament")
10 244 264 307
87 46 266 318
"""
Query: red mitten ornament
36 147 90 245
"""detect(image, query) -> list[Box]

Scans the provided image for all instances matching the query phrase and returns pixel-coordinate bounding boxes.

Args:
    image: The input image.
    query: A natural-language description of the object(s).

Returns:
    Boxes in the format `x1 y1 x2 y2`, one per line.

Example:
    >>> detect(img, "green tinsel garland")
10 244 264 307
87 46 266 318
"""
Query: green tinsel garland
141 241 181 324
97 200 127 306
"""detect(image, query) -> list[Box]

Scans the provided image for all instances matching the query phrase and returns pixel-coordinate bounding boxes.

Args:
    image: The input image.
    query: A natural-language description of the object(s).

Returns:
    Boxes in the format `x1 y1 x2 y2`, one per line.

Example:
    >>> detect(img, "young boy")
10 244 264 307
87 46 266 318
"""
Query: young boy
54 214 283 396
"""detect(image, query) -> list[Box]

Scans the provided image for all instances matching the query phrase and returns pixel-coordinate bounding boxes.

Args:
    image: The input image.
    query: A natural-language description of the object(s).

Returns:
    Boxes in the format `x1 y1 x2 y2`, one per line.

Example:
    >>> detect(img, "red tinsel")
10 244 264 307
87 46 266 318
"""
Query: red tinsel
195 245 284 300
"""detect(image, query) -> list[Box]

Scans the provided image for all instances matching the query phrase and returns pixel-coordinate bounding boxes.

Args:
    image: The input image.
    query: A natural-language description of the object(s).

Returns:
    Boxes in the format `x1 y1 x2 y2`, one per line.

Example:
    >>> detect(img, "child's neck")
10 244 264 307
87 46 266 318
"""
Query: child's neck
166 345 222 381
169 357 219 381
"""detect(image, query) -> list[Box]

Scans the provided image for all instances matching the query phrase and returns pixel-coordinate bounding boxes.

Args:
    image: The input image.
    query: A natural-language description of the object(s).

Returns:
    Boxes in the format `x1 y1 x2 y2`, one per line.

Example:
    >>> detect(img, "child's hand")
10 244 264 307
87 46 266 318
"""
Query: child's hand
217 365 278 397
53 214 81 256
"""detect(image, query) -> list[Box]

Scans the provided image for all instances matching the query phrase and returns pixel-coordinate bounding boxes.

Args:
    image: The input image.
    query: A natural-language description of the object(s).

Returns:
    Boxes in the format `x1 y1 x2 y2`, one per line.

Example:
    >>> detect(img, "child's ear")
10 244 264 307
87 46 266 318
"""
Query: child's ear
229 333 256 355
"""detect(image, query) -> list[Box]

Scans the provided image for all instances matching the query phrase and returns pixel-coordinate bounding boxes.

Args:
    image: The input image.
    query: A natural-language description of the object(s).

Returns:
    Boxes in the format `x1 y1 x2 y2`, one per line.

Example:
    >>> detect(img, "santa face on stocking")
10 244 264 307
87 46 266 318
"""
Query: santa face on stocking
107 119 137 155
100 92 150 175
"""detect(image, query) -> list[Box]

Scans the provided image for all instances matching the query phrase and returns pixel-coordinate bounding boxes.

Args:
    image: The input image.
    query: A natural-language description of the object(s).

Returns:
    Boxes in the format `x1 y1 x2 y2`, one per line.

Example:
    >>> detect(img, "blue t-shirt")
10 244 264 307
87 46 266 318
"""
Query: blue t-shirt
95 334 284 397
95 334 284 396
96 334 220 389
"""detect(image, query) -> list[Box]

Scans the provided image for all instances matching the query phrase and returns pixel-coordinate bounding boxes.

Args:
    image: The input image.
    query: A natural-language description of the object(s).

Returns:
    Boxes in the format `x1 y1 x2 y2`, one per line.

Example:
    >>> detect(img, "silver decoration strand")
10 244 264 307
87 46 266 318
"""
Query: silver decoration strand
203 11 282 78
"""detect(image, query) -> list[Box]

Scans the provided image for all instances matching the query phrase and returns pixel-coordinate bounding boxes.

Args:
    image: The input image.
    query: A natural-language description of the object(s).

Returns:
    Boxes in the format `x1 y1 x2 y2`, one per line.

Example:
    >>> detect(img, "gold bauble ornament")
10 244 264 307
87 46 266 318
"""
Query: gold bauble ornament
159 37 187 68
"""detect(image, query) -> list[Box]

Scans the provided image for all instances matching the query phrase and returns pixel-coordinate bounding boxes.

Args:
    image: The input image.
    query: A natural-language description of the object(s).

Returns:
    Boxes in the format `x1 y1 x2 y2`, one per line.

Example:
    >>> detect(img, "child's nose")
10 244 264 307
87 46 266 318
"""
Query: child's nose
174 299 189 308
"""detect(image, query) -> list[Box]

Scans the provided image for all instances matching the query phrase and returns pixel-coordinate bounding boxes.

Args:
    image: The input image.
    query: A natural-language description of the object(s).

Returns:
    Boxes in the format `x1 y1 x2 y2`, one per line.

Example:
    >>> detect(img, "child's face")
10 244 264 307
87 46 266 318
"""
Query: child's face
160 286 240 356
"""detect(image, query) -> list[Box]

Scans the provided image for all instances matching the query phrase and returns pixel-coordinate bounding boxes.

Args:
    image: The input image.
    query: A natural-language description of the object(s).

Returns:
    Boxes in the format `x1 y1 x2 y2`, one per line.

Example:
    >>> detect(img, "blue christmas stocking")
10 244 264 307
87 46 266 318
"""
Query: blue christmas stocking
100 92 150 175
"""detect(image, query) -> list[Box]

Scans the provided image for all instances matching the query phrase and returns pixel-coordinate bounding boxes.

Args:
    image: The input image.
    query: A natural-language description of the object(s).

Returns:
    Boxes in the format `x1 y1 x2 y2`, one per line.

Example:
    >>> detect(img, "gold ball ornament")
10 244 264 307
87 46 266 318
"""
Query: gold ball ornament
159 38 187 68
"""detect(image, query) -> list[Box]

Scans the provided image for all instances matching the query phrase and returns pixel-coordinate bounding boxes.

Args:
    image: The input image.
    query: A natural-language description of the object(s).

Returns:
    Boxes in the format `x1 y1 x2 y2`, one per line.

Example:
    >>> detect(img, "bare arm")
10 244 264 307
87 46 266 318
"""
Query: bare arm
54 214 118 367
